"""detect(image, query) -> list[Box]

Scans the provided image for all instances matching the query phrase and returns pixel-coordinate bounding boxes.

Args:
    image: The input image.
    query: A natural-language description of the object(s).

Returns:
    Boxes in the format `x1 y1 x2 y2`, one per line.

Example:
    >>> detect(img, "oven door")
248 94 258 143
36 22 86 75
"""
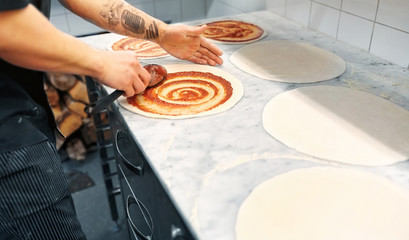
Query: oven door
107 102 197 240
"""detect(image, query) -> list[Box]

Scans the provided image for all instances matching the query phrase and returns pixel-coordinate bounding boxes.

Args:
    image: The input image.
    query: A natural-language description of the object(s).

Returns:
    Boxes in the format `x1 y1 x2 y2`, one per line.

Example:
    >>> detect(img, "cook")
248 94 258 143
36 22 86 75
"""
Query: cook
0 0 223 238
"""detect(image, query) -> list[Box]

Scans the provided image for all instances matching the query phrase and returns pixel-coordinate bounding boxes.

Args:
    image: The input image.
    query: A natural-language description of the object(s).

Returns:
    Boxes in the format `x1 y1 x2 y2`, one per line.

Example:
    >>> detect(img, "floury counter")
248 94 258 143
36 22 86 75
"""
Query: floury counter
81 11 409 240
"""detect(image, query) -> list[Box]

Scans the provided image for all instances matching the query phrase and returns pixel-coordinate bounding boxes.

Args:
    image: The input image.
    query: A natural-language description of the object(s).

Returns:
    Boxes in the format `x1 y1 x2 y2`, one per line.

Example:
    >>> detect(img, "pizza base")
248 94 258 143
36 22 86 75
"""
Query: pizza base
230 40 346 83
201 20 267 44
207 30 267 45
262 85 409 166
118 64 244 119
106 36 170 59
236 167 409 240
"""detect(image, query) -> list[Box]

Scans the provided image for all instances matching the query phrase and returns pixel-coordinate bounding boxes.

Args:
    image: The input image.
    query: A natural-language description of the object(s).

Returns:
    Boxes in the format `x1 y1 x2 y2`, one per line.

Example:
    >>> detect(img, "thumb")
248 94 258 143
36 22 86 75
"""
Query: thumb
186 24 207 36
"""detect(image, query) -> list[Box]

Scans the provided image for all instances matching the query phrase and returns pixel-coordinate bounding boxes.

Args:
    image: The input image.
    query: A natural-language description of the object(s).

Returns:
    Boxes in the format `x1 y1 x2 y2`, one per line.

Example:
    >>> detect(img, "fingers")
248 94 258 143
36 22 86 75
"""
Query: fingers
123 77 148 97
196 36 223 65
188 55 208 65
200 36 223 57
126 66 150 97
199 45 223 65
123 88 135 98
185 25 224 65
138 66 151 87
190 51 216 66
189 40 223 65
114 53 151 97
97 50 153 97
188 49 222 66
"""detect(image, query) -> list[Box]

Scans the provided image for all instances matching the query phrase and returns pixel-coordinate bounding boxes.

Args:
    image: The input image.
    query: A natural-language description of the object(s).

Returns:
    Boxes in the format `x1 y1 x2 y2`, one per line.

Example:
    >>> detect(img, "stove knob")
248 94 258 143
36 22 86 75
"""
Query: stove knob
170 225 187 240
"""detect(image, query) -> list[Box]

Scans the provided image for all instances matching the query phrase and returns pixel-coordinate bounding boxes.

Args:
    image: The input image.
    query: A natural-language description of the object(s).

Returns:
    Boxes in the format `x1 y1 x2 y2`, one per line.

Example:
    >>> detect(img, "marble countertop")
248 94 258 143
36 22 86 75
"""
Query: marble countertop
80 11 409 240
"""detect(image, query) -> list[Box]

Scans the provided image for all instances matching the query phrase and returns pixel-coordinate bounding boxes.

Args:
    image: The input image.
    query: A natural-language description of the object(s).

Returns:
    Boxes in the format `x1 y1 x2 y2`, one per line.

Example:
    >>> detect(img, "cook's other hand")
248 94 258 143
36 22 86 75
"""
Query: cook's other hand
158 24 223 66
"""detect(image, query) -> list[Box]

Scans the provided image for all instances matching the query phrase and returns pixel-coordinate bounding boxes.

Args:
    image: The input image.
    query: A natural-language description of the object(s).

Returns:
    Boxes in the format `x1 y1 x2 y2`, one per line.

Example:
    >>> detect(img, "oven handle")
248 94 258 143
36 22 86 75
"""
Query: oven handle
126 195 154 240
115 129 144 176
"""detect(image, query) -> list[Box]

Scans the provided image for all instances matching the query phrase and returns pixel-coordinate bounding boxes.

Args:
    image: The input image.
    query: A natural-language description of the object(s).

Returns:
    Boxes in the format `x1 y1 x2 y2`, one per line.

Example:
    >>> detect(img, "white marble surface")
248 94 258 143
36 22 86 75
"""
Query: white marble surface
80 11 409 240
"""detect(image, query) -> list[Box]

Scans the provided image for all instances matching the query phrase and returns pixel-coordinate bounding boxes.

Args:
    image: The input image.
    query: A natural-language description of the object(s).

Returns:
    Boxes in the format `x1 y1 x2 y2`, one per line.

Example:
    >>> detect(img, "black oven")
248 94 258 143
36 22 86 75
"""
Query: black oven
85 78 197 240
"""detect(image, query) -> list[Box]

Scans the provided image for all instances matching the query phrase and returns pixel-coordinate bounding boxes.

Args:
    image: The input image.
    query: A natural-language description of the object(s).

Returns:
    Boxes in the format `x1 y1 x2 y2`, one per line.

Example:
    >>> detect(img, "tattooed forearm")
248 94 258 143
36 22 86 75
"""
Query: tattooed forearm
121 10 145 34
100 2 124 27
120 9 160 39
146 21 159 40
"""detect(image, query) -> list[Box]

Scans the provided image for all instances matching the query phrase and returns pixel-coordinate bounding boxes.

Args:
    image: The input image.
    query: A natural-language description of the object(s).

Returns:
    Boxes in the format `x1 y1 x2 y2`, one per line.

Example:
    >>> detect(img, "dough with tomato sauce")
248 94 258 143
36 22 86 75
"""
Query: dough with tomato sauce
118 64 244 119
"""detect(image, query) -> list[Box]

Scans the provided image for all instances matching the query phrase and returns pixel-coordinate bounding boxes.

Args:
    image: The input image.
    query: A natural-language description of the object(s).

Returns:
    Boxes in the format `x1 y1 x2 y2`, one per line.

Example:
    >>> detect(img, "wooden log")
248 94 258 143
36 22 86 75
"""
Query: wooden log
68 80 90 104
47 72 77 91
45 73 99 155
64 95 88 118
58 109 83 138
44 82 60 107
51 104 63 122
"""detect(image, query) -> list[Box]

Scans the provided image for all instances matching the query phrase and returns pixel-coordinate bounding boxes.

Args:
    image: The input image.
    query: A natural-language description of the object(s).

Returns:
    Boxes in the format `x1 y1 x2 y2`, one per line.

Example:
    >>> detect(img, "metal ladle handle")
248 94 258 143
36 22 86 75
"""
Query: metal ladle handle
84 89 124 115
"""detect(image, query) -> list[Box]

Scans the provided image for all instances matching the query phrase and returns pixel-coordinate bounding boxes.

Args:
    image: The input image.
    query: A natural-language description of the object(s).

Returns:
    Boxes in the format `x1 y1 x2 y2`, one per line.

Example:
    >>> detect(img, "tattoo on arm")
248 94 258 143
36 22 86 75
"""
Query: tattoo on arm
121 10 145 34
98 2 161 39
146 21 159 40
120 10 159 39
100 2 124 27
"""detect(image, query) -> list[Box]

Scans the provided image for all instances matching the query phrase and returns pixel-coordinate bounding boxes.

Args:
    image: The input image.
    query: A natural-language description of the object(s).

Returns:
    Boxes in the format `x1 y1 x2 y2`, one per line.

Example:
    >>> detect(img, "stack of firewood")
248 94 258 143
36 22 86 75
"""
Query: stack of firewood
44 73 97 160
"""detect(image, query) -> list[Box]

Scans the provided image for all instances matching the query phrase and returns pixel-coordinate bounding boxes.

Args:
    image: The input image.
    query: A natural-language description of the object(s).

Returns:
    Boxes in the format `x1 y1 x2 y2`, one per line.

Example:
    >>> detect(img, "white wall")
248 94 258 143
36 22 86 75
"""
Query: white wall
205 0 265 18
266 0 409 68
51 0 409 68
50 0 266 36
50 0 207 36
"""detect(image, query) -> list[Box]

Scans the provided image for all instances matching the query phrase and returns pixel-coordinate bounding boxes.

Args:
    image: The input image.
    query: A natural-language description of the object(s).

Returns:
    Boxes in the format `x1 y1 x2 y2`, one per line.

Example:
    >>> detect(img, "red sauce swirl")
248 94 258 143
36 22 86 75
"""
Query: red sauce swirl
111 38 168 58
127 71 233 116
202 20 264 42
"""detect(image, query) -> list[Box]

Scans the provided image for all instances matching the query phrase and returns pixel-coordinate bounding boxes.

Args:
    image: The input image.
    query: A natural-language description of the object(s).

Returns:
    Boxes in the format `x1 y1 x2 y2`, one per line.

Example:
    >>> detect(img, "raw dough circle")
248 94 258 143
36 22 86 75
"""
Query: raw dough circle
230 40 346 83
119 64 244 119
262 85 409 166
236 167 409 240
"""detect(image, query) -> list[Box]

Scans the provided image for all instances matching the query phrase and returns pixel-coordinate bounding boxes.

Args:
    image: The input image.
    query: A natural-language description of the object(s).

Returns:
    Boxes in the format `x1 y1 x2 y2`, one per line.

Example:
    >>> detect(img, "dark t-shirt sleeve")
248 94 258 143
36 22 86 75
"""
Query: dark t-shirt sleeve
0 0 29 11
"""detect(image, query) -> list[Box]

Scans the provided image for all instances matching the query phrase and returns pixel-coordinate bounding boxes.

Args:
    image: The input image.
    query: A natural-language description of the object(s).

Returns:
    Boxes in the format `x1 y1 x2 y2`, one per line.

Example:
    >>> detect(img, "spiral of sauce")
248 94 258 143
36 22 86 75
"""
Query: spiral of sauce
111 37 169 58
202 20 264 42
127 71 233 116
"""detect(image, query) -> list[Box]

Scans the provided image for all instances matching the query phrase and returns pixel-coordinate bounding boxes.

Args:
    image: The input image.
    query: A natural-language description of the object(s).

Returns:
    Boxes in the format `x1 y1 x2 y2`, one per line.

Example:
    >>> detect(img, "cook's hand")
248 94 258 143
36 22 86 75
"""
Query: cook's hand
96 50 150 97
158 24 223 66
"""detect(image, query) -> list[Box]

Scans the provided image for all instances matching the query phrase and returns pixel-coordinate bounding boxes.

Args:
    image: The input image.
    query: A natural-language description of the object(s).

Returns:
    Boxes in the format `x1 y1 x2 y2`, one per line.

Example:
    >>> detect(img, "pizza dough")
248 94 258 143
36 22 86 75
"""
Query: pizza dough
236 167 409 240
262 85 409 166
201 20 266 44
107 37 169 59
119 64 244 119
230 41 346 83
